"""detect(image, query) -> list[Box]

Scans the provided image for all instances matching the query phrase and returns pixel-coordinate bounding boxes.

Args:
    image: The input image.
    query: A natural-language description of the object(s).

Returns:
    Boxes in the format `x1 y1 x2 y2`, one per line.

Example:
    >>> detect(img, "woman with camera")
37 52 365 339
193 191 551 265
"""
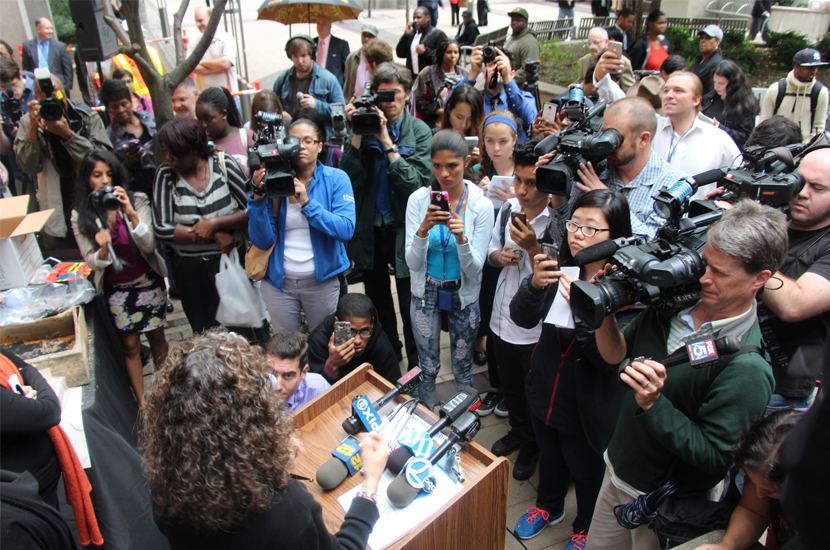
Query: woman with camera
248 118 355 334
508 189 631 543
143 330 388 550
71 149 168 407
196 87 256 175
405 130 494 410
701 60 758 150
413 39 468 129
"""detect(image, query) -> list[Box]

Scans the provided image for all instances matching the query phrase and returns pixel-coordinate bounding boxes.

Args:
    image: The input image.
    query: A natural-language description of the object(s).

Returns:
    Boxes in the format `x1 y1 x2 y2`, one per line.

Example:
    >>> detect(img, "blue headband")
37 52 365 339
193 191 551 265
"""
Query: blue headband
484 115 518 133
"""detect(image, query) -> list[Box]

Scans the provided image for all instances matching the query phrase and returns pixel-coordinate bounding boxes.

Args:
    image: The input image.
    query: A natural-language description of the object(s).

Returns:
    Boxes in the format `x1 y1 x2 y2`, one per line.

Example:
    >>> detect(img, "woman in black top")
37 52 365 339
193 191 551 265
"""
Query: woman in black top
702 60 758 150
413 39 469 129
508 190 632 541
143 330 388 550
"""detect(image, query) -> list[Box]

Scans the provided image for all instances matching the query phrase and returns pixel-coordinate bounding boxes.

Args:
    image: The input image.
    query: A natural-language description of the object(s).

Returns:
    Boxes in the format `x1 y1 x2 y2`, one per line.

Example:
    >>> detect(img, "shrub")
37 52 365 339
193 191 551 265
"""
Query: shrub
665 26 697 63
49 0 76 45
538 40 584 86
721 30 761 74
815 33 830 63
766 31 812 64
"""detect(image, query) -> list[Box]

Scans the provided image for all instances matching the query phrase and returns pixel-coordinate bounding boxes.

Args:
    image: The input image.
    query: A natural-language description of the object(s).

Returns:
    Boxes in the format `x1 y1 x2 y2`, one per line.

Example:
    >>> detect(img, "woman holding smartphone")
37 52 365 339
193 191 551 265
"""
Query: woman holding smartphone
405 130 494 410
441 84 485 165
508 190 631 544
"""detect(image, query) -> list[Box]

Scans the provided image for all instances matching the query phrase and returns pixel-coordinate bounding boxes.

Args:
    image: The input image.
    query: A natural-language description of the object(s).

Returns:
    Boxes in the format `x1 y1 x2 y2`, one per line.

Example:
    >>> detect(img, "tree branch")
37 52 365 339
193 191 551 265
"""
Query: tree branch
172 0 191 65
103 14 133 47
165 0 229 91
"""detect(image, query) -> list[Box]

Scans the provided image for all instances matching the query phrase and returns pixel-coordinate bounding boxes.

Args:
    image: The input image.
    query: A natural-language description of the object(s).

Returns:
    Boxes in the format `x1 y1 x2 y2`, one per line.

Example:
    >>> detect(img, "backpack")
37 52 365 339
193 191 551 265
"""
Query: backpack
774 77 825 129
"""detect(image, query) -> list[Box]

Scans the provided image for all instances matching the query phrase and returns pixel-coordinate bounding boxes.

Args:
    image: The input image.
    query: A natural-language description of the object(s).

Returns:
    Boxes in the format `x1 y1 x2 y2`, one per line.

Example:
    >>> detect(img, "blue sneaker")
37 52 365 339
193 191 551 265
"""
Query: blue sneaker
514 507 565 539
564 531 587 550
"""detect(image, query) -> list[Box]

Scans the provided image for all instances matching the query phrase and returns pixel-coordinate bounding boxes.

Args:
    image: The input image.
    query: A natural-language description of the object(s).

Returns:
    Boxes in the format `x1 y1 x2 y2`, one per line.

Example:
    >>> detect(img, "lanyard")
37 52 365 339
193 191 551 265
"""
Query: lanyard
440 185 467 251
667 125 693 163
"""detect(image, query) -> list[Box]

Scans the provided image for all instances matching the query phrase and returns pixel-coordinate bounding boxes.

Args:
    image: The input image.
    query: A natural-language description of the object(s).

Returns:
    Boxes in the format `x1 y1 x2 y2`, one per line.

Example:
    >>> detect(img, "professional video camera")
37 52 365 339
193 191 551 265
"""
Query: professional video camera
329 102 348 146
247 111 301 199
1 83 22 127
533 101 623 196
523 59 542 112
351 84 396 135
33 68 65 123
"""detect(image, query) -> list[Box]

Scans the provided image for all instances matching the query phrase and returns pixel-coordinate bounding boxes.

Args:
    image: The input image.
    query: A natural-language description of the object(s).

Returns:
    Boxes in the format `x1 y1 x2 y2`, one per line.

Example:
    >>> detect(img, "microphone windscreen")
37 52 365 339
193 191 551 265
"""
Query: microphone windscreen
296 92 305 101
573 239 620 266
316 458 349 490
387 475 421 508
387 445 415 476
691 169 725 189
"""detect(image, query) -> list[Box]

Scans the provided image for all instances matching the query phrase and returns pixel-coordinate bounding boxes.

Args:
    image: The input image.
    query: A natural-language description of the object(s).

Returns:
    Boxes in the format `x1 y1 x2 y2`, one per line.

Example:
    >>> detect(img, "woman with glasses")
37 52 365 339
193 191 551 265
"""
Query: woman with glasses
508 190 632 543
248 118 355 334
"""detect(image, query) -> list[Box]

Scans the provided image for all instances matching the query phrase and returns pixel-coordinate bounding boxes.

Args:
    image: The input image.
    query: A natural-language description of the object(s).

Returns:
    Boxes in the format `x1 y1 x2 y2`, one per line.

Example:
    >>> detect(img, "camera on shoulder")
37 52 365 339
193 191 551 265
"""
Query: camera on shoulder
248 111 301 199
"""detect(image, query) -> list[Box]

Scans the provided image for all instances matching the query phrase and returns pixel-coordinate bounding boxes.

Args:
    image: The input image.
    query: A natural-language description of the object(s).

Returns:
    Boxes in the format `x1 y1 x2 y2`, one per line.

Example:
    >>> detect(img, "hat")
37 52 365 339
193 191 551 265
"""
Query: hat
462 9 473 17
698 24 723 41
361 24 379 37
793 48 828 66
627 75 664 115
509 7 529 20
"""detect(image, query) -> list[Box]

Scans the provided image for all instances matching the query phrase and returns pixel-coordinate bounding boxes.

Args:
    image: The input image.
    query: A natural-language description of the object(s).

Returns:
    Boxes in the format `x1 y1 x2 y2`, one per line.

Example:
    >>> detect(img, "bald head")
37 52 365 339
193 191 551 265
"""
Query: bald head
35 18 54 42
793 148 830 230
194 7 212 33
317 15 332 38
588 27 609 59
606 97 658 137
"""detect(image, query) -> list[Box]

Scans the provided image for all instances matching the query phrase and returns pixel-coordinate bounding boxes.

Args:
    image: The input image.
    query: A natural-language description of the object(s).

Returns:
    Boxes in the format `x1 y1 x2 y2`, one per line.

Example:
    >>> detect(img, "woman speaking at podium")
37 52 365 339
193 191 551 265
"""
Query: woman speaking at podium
142 330 388 549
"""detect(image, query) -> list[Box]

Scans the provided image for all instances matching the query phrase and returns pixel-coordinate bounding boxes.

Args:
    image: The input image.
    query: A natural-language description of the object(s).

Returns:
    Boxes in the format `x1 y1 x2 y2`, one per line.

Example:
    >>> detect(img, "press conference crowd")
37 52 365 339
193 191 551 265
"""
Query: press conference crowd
1 5 829 550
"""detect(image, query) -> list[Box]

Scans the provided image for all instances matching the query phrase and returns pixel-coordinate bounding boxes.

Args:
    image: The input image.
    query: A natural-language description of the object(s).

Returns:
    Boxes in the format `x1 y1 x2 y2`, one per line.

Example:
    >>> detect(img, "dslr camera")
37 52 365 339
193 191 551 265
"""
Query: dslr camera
34 68 65 123
247 111 301 199
534 102 623 196
352 85 396 135
91 185 120 212
481 42 499 65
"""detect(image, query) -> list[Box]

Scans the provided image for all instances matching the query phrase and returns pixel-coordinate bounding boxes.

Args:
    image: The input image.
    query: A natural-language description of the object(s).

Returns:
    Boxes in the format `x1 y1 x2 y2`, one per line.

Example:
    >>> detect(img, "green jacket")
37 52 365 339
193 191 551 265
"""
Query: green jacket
504 27 541 87
339 111 432 277
606 305 774 497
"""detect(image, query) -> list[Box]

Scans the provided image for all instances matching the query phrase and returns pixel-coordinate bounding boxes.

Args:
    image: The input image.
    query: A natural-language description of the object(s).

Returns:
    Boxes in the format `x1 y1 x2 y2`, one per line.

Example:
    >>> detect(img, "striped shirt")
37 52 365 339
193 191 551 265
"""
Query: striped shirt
152 154 250 256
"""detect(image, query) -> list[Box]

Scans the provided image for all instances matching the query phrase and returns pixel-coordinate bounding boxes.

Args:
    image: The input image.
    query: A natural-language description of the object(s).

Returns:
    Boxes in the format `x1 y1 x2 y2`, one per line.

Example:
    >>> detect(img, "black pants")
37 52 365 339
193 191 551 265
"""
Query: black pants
362 226 417 367
493 334 537 454
478 262 501 388
451 3 460 25
531 413 606 534
477 0 488 25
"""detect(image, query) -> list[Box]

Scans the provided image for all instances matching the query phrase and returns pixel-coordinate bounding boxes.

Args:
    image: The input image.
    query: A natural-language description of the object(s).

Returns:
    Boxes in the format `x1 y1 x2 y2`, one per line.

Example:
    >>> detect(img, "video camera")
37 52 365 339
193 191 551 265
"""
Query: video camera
247 111 301 199
534 101 623 196
329 102 348 146
1 83 22 127
351 84 396 135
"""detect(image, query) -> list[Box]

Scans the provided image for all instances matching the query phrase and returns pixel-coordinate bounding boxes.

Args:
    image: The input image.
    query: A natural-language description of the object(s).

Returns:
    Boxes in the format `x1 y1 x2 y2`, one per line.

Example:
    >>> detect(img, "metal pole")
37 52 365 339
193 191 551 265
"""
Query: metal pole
234 0 250 82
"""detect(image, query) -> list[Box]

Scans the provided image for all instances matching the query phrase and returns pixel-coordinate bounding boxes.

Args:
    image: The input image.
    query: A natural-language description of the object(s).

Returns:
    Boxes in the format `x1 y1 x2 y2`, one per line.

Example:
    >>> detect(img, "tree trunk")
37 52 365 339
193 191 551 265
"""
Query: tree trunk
634 0 644 41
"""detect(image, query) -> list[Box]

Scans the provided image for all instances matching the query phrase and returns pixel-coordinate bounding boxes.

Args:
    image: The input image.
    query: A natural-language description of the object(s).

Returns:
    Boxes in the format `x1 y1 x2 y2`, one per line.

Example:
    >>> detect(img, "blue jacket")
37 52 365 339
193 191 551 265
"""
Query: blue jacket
247 161 355 291
450 77 537 142
272 63 345 137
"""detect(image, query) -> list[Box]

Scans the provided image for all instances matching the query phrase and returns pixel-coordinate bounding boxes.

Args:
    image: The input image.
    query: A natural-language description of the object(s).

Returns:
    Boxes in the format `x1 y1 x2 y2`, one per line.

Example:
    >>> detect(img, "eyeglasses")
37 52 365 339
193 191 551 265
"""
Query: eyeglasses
350 327 373 338
588 39 605 46
299 138 320 147
565 220 611 237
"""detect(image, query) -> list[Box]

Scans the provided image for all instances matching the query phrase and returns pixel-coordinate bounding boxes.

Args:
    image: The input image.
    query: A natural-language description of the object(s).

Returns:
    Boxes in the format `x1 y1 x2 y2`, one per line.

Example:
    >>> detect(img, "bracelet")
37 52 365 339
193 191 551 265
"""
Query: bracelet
356 491 378 503
301 199 310 208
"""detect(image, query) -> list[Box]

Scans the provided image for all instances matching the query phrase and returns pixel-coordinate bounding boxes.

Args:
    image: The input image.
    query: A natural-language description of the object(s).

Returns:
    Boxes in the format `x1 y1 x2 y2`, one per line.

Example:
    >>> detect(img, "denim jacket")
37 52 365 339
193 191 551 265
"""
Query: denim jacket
272 63 345 137
405 182 494 309
247 161 355 290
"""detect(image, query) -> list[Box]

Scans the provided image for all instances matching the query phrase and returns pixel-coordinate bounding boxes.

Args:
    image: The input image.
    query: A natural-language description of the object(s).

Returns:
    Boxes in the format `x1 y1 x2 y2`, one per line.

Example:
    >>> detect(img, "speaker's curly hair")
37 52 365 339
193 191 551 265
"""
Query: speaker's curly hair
140 330 296 531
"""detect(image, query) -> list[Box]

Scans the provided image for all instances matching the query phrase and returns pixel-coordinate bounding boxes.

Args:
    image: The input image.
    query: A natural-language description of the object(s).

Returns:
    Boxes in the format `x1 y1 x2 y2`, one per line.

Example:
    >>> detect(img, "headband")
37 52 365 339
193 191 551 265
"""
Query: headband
484 115 518 133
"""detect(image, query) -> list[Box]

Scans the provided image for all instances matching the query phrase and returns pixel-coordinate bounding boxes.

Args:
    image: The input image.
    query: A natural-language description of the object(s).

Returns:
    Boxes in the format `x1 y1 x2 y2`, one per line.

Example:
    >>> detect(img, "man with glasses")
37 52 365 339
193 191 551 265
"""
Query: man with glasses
576 27 634 92
172 77 199 118
307 293 402 384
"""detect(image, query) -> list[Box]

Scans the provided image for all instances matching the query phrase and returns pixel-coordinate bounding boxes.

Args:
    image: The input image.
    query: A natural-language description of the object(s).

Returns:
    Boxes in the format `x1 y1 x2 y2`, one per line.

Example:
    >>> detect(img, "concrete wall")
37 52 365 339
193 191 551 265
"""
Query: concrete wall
1 0 53 54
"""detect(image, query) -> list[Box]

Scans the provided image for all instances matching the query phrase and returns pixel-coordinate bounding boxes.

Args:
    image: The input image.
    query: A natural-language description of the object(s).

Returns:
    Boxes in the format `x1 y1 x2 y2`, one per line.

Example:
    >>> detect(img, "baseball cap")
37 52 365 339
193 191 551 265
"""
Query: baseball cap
509 7 529 20
793 48 828 66
698 24 723 41
462 9 473 17
361 24 379 37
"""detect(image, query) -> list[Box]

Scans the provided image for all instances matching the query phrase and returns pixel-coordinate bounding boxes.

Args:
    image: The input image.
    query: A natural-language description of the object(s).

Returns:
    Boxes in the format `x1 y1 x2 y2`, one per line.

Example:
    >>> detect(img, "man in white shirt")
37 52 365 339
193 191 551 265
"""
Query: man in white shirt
315 16 351 87
651 71 740 198
191 6 238 95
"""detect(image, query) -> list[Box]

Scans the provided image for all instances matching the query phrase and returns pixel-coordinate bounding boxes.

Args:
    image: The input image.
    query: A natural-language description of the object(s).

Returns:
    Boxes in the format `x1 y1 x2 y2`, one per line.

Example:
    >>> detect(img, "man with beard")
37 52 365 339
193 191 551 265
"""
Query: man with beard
556 97 685 239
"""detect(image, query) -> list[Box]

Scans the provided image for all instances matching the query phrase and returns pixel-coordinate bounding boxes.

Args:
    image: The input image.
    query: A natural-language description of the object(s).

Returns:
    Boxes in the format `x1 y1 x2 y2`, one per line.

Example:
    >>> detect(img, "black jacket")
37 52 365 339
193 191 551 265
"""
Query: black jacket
628 33 670 72
752 0 774 17
395 24 448 75
315 35 351 87
606 24 633 54
456 20 480 46
690 50 724 97
701 91 756 150
509 275 623 455
307 307 402 385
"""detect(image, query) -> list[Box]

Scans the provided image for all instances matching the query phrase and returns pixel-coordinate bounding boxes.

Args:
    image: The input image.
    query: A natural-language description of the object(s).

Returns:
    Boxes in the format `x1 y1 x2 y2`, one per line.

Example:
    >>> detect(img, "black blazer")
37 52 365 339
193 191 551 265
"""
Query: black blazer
395 24 448 75
315 35 350 87
456 20 480 46
606 24 633 54
21 38 74 90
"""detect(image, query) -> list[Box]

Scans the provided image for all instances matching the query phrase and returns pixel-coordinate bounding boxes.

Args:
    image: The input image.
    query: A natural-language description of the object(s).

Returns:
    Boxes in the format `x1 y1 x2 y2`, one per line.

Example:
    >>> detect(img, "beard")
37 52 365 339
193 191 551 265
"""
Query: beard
606 147 637 168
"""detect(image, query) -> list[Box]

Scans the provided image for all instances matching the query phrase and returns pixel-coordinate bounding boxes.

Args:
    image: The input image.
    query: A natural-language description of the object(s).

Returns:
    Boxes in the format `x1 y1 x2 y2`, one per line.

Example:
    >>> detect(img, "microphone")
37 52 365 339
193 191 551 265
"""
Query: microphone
94 218 124 273
387 388 481 475
573 236 641 266
616 335 742 384
387 411 481 507
296 92 305 102
692 169 727 189
343 367 425 435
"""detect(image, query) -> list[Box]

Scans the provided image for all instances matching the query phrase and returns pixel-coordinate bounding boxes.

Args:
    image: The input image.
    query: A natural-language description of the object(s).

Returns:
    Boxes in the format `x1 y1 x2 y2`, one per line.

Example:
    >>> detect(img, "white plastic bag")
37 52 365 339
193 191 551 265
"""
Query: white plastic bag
215 248 261 327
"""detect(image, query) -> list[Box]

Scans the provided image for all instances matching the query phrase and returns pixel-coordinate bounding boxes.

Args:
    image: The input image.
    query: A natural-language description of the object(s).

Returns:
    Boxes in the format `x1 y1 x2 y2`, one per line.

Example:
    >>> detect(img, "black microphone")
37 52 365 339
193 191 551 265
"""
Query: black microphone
343 367 425 435
386 388 481 475
616 335 742 383
94 217 123 273
387 411 481 507
573 236 641 266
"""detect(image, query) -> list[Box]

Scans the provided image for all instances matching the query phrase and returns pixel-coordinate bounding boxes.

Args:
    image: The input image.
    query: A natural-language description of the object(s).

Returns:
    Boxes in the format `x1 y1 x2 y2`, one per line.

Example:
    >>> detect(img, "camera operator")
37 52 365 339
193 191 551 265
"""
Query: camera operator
0 55 34 198
14 71 112 249
554 97 686 240
582 201 788 549
340 62 433 368
755 148 830 412
452 46 537 142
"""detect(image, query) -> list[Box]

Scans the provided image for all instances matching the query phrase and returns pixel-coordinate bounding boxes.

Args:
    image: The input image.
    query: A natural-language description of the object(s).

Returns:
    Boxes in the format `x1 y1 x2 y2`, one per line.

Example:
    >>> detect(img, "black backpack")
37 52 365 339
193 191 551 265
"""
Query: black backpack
774 77 825 129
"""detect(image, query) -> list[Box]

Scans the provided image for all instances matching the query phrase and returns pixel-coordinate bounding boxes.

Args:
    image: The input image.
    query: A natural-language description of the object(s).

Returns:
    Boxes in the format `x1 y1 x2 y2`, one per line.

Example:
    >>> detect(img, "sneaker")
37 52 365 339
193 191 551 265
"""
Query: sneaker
477 390 503 417
514 507 565 539
564 531 587 550
494 398 509 417
473 350 487 365
491 432 521 456
512 449 539 481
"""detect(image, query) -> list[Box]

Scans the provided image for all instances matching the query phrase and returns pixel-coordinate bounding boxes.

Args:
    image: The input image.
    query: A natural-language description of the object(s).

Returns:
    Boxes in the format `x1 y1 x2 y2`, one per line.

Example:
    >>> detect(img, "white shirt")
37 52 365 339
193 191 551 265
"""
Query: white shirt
317 36 329 68
487 199 553 345
411 31 423 75
283 202 315 278
652 115 741 199
189 30 238 92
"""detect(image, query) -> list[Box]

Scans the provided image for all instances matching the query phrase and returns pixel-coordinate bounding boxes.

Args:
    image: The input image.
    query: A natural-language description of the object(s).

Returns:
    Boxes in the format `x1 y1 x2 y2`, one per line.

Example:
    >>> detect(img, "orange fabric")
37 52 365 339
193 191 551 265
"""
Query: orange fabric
645 41 669 71
0 355 104 546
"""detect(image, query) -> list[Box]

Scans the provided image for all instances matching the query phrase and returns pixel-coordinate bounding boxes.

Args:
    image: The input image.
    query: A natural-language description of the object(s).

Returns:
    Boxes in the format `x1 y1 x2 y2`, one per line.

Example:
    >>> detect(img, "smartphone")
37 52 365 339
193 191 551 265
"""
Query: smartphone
541 243 559 272
334 321 351 346
464 136 479 148
542 102 559 122
608 40 624 57
511 211 527 229
431 190 450 213
120 138 141 153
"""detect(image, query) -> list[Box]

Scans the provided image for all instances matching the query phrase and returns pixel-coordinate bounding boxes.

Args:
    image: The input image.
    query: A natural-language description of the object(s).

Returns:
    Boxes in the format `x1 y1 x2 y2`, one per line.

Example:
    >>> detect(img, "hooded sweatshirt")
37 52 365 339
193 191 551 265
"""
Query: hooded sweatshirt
307 306 402 385
760 69 829 143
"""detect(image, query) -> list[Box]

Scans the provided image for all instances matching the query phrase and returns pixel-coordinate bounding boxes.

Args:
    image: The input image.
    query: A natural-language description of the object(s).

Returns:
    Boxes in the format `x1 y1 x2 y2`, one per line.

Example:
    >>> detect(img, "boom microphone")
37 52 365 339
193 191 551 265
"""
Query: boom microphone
343 367 425 435
387 411 481 507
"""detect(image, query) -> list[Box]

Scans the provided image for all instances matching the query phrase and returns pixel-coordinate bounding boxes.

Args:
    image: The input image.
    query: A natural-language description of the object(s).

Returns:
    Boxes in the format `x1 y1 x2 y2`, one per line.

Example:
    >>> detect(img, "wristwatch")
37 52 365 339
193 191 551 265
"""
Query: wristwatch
356 491 379 503
385 144 399 154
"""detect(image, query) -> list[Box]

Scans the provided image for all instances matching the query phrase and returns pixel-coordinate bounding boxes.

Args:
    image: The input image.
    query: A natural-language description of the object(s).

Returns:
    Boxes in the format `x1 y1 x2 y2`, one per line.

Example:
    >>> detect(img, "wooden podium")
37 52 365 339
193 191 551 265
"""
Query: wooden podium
293 364 510 550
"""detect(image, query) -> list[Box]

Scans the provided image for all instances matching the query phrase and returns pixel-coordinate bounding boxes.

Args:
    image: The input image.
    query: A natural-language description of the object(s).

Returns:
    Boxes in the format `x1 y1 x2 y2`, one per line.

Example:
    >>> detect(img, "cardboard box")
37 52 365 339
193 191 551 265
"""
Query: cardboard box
0 196 55 291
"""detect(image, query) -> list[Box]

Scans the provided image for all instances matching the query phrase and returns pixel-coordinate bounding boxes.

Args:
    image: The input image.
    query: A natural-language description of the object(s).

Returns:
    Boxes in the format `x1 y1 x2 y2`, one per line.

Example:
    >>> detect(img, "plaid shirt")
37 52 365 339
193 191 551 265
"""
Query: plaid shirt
560 152 688 240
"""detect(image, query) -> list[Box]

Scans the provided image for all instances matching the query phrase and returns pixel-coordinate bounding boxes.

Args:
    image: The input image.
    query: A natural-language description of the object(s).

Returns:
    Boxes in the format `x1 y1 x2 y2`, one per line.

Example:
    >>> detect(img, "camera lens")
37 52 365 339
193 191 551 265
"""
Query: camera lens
482 46 497 64
642 252 705 287
39 98 63 123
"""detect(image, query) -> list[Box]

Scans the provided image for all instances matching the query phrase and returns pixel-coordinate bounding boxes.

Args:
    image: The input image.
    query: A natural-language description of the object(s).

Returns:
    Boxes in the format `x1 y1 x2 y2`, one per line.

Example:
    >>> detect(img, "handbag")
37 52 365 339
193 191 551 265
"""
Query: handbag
245 240 275 281
215 248 262 327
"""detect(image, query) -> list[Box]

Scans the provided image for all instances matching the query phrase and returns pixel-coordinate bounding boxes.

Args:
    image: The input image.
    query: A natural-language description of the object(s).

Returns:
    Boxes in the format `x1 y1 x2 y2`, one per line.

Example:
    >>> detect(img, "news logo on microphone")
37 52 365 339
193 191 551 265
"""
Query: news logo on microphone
352 395 382 432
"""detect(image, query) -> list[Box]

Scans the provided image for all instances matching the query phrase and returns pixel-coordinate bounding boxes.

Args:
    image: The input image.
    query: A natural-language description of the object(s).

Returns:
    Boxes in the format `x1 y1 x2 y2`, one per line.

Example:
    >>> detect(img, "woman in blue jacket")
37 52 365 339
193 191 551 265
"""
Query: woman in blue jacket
248 118 355 333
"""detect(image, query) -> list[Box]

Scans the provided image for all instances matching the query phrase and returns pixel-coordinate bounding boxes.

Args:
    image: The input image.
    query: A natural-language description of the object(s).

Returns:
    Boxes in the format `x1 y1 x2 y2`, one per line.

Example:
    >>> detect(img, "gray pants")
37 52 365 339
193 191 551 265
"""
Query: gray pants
585 466 660 550
261 276 340 333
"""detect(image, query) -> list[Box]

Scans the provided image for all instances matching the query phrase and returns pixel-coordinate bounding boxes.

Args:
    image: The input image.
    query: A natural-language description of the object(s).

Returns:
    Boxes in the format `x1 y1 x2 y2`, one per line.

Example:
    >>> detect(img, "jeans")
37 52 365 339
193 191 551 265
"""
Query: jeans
261 276 340 333
559 7 575 38
765 392 814 416
749 16 766 41
410 283 480 409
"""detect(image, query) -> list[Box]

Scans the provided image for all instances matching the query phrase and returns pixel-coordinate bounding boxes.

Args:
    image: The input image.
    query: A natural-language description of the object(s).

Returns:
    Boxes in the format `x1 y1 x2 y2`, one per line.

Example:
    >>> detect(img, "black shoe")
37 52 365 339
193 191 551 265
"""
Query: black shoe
166 301 174 313
513 449 539 481
473 350 487 365
477 390 503 417
491 433 521 457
